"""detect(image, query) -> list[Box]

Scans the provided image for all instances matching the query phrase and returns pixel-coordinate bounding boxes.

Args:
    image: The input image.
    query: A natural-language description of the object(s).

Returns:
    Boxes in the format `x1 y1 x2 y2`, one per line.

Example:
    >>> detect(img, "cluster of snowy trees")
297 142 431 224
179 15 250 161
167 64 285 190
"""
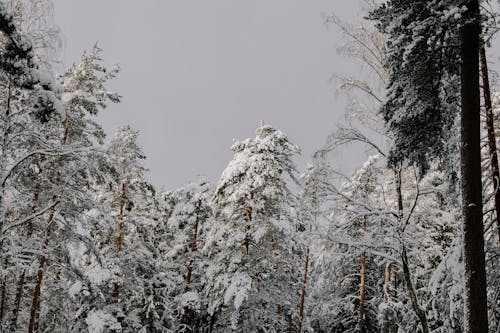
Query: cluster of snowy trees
0 0 499 332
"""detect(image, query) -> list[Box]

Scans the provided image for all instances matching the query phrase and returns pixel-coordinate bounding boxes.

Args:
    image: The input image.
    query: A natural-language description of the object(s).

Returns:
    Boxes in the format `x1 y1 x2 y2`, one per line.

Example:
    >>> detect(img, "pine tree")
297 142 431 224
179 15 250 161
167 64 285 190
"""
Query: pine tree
166 180 213 331
204 123 302 331
371 1 488 330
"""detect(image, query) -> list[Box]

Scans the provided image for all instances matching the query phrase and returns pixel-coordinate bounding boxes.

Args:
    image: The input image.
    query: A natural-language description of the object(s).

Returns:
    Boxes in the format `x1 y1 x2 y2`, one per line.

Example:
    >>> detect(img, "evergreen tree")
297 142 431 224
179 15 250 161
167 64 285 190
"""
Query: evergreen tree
204 123 302 331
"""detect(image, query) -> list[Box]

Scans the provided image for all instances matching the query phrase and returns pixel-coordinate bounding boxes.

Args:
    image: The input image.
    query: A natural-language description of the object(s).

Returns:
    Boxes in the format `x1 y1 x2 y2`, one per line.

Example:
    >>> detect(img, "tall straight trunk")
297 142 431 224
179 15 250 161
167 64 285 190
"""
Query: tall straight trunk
479 43 500 243
13 172 42 330
9 271 25 331
297 248 310 333
358 218 367 333
460 1 489 332
381 263 392 333
28 209 55 333
113 182 126 302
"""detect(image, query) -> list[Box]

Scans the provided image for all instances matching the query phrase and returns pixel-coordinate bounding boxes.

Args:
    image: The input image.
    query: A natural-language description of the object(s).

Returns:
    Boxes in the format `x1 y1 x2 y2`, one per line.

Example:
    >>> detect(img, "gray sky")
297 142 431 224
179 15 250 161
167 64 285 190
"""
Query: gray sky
50 1 379 189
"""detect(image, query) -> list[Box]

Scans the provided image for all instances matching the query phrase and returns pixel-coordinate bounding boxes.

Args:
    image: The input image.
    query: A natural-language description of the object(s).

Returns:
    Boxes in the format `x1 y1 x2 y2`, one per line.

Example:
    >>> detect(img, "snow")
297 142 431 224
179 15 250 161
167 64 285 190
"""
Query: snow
68 281 82 298
223 272 252 310
85 263 112 286
85 310 120 333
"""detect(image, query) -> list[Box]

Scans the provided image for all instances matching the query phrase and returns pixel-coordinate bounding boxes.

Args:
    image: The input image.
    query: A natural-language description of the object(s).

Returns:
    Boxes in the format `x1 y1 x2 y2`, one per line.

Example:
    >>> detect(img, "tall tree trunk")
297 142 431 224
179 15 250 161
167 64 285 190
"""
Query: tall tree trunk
113 182 126 302
297 248 310 333
13 171 42 331
358 218 367 333
9 271 25 331
381 263 392 333
460 1 489 332
28 208 55 333
479 43 500 243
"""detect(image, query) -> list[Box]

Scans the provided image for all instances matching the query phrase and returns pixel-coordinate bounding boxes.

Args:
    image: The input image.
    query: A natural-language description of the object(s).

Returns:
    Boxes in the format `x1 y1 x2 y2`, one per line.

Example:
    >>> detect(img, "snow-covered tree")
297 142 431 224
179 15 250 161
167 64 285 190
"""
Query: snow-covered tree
204 123 303 331
165 180 213 331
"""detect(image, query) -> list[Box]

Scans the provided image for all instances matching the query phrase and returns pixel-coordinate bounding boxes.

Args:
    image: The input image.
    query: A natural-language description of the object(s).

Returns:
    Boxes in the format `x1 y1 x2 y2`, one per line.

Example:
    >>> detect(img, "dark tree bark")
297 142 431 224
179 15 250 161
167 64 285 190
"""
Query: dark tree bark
113 182 126 303
28 209 55 333
0 276 6 326
381 263 392 333
10 271 25 331
479 43 500 243
297 248 310 333
460 1 488 331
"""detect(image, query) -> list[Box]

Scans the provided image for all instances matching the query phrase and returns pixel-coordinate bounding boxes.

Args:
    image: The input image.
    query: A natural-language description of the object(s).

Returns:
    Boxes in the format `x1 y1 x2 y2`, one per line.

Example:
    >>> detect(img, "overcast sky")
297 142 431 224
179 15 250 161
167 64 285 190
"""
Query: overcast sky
50 1 404 189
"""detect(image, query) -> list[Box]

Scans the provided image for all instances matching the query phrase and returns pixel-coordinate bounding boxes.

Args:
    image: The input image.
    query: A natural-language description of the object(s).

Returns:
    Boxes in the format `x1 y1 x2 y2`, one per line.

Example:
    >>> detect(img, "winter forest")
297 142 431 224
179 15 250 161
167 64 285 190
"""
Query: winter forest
0 0 500 332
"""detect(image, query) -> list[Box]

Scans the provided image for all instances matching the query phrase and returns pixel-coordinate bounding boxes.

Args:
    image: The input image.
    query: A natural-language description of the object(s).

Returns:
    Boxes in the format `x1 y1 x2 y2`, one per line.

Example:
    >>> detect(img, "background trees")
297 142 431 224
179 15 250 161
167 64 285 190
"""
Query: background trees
0 0 499 332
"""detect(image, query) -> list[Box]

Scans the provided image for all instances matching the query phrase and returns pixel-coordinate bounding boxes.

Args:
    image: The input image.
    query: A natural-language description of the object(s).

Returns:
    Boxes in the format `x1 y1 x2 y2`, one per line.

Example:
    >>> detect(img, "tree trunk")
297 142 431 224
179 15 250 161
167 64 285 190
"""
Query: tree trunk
62 110 71 145
381 263 392 333
480 43 500 243
15 172 42 330
244 205 252 254
116 183 125 254
0 276 6 326
395 171 429 333
113 182 126 302
297 248 310 333
180 203 201 327
460 1 489 332
209 313 217 333
359 218 367 333
28 208 55 333
401 246 429 333
9 271 25 331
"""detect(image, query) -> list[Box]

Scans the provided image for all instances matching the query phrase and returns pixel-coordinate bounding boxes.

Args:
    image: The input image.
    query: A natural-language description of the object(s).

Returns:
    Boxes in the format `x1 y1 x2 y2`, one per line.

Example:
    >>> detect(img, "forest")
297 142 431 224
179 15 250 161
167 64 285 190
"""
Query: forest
0 0 499 332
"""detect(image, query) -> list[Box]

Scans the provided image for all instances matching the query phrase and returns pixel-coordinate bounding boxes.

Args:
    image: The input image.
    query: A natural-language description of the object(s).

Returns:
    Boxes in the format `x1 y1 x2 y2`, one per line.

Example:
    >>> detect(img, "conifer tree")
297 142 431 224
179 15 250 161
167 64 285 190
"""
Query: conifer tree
204 123 302 331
